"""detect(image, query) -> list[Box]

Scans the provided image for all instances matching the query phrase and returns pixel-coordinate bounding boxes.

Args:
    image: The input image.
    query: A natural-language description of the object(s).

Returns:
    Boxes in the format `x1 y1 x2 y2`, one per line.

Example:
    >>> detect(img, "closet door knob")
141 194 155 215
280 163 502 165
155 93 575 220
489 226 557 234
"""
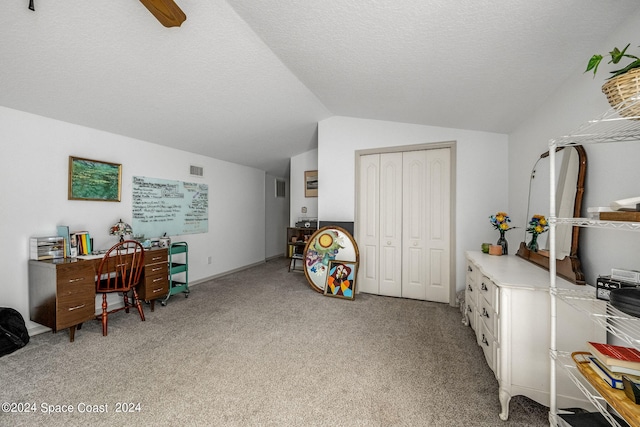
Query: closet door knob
387 241 391 245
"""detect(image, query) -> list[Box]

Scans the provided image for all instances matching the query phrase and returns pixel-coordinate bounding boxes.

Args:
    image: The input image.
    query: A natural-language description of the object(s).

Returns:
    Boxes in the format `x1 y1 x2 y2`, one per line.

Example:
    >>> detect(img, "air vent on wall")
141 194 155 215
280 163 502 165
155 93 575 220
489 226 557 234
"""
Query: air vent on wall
275 179 286 198
190 165 204 177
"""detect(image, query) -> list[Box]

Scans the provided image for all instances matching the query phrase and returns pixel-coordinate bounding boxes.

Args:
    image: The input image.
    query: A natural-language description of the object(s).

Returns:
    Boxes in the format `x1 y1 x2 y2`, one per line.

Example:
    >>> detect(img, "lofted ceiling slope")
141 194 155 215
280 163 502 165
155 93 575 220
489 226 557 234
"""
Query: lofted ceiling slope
2 1 640 177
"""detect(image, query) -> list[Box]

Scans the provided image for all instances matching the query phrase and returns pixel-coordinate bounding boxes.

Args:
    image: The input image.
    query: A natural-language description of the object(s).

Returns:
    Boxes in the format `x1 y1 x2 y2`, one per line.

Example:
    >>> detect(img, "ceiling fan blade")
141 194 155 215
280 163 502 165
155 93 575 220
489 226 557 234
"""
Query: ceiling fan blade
139 0 186 28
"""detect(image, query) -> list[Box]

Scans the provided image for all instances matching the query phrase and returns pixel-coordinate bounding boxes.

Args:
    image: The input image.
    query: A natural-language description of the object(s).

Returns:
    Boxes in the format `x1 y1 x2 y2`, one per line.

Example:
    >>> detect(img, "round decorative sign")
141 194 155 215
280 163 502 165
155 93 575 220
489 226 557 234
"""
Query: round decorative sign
303 226 359 293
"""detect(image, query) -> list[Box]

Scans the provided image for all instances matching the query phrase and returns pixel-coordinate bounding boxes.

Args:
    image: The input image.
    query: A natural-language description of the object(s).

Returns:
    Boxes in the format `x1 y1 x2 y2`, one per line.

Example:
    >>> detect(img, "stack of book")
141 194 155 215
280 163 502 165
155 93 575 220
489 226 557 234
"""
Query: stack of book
587 341 640 390
73 231 92 256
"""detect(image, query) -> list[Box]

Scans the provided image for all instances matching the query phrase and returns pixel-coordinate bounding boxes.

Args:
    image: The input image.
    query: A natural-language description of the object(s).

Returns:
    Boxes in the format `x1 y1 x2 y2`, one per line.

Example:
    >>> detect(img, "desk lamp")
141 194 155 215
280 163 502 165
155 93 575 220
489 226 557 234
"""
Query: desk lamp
109 219 133 243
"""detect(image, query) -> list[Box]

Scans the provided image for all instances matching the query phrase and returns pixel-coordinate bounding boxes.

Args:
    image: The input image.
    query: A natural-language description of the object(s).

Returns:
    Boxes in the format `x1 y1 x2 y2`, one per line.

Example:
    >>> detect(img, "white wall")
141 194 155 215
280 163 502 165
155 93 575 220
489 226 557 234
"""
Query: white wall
509 10 640 285
0 106 267 331
317 116 509 295
290 149 318 227
265 173 289 258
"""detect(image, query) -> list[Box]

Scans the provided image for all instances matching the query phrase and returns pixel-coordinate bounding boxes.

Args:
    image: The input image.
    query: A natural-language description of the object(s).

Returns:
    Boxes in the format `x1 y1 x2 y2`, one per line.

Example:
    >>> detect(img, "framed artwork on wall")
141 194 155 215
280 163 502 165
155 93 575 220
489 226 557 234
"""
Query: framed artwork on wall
324 260 358 300
68 156 122 202
304 170 318 198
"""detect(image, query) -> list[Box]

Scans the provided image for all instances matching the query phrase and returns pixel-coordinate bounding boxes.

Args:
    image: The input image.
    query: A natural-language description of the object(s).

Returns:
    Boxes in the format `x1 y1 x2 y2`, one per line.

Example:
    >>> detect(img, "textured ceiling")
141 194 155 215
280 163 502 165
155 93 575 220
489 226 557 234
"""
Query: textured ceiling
2 1 640 177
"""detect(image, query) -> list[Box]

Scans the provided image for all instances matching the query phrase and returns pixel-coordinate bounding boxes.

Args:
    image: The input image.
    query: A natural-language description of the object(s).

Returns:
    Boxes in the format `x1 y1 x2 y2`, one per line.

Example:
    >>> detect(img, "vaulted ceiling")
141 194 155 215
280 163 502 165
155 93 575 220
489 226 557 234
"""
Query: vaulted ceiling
2 1 639 177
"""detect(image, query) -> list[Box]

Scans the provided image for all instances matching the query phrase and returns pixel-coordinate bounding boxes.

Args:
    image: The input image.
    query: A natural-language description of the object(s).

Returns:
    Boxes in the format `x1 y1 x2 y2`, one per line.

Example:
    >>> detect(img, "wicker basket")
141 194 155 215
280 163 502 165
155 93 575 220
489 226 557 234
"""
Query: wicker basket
602 67 640 119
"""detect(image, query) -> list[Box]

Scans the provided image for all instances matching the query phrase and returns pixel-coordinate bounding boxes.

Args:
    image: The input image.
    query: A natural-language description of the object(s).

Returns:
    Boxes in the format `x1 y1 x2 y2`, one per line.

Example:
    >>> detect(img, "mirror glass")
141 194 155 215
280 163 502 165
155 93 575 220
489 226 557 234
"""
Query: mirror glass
516 146 586 284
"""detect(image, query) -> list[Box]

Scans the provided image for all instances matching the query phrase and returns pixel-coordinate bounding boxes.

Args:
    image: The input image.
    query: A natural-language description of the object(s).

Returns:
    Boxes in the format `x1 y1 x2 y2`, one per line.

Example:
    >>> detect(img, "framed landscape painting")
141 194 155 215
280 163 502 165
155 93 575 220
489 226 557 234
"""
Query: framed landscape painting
68 156 122 201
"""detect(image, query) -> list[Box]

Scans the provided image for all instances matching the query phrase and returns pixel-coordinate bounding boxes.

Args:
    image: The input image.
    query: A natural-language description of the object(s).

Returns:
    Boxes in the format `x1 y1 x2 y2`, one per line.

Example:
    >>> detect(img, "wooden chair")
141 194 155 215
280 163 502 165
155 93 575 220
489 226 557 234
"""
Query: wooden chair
95 240 146 336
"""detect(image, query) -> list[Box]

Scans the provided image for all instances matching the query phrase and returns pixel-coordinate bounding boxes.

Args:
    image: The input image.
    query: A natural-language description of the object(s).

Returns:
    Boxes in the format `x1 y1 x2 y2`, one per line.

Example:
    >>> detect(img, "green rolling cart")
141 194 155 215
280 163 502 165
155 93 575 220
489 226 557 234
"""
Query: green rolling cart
161 242 189 305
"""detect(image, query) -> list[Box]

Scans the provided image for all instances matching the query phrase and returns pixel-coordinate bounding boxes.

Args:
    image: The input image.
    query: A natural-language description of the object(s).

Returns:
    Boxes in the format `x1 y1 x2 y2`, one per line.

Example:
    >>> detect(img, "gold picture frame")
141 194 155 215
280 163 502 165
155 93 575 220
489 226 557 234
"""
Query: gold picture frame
324 260 358 300
304 170 318 198
68 156 122 202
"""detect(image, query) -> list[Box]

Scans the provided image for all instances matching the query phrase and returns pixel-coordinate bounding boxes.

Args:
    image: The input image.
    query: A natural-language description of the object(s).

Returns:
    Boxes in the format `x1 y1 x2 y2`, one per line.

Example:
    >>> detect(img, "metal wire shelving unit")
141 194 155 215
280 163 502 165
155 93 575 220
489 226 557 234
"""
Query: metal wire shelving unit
548 98 640 427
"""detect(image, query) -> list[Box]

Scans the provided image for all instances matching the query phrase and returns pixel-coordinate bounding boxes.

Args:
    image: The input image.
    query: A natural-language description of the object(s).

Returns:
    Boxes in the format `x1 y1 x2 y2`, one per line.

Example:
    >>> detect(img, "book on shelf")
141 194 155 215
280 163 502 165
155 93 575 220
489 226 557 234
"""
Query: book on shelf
72 231 91 256
56 225 71 258
588 342 640 375
588 356 640 389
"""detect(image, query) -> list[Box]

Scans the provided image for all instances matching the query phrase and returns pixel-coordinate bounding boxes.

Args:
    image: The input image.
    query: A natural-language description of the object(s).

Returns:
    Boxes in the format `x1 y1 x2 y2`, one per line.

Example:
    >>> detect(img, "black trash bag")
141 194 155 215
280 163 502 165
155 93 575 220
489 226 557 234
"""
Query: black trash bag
0 307 29 357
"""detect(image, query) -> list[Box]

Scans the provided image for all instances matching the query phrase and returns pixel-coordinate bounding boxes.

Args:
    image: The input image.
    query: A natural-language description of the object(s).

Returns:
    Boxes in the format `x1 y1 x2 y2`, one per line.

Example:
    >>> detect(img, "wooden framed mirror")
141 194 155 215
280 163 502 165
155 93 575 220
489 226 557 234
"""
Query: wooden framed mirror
516 145 586 284
303 226 359 294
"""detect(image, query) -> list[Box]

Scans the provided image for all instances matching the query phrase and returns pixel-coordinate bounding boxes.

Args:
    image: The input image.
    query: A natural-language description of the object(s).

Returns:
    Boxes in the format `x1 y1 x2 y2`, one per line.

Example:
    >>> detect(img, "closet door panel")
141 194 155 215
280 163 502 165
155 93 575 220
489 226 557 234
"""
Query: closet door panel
357 154 380 294
425 148 451 303
378 153 402 297
402 151 427 299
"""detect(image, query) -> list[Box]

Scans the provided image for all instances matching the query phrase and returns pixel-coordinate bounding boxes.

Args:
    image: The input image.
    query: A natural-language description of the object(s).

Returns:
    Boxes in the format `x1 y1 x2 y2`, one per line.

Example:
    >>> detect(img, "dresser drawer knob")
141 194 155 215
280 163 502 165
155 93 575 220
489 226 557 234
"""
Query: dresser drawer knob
482 334 489 346
153 277 164 283
151 267 163 272
68 277 85 283
467 284 473 292
152 256 163 261
152 287 163 293
68 304 85 311
482 308 490 318
467 306 472 313
481 282 488 291
468 266 473 272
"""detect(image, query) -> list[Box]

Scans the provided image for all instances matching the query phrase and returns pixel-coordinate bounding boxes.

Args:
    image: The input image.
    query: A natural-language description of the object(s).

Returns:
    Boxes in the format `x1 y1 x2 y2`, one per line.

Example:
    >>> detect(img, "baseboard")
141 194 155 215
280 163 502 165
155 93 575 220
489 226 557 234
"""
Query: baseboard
191 260 267 285
27 323 51 336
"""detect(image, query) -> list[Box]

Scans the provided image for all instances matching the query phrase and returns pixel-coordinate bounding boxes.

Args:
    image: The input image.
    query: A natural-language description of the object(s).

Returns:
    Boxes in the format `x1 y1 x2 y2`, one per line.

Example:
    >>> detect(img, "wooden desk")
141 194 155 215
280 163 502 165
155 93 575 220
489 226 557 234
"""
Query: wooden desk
28 247 168 342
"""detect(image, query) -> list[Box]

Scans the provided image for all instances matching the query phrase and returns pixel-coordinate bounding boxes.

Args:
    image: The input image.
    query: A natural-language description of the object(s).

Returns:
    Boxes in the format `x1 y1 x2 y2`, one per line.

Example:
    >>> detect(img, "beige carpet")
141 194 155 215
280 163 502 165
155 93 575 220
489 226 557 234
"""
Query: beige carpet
0 257 549 426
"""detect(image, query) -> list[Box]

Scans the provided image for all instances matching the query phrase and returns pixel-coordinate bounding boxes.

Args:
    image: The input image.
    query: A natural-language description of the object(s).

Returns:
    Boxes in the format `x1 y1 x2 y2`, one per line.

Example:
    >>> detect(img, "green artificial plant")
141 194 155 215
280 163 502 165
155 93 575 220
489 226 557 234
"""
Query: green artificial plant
585 43 640 79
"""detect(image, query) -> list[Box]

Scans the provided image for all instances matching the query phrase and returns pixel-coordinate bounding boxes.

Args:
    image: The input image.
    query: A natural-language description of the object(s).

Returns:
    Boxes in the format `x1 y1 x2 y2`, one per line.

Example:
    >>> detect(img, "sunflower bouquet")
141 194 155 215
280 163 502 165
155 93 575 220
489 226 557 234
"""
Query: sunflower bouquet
526 214 548 252
527 214 549 235
489 212 514 232
489 212 515 255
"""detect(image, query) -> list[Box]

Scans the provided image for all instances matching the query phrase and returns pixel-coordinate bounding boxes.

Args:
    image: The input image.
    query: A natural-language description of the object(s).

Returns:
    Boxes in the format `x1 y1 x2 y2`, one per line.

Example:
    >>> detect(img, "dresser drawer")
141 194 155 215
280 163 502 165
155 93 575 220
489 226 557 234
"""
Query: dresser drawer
479 275 498 313
466 299 477 332
466 261 479 307
478 321 498 377
478 295 498 338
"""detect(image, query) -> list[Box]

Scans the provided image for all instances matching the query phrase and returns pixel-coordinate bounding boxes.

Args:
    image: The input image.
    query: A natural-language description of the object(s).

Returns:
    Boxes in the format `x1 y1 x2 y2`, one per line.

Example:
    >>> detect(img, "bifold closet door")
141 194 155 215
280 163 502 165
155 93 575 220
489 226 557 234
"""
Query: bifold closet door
401 148 450 303
357 148 450 302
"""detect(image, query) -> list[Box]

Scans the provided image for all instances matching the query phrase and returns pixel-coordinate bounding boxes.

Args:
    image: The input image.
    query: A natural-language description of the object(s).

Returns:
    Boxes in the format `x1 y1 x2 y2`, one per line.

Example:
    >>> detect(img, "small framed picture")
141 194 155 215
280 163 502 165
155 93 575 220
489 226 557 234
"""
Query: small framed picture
68 156 122 201
324 260 358 300
304 170 318 198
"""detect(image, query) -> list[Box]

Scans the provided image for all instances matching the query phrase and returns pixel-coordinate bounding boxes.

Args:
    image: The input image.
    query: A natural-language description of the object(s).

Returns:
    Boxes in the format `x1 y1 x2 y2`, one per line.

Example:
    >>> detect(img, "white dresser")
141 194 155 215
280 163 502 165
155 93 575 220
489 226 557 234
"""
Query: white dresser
464 251 605 421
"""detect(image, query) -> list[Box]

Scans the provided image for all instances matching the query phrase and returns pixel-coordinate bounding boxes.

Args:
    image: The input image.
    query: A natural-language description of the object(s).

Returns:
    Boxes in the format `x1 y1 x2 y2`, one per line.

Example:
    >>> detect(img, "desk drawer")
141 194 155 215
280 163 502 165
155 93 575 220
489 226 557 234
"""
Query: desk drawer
144 262 168 276
145 249 168 265
57 264 94 288
57 292 95 330
139 272 169 300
